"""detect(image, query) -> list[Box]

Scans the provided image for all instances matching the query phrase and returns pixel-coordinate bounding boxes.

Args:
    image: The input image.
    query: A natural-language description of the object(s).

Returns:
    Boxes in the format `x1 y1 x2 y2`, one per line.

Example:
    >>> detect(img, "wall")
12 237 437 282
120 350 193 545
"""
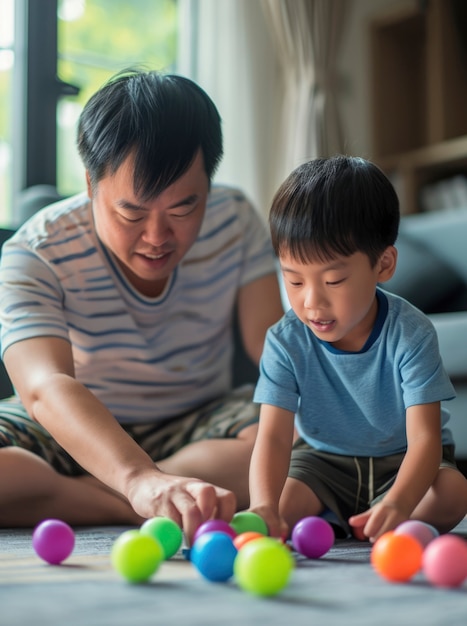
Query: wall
178 0 418 217
339 0 417 161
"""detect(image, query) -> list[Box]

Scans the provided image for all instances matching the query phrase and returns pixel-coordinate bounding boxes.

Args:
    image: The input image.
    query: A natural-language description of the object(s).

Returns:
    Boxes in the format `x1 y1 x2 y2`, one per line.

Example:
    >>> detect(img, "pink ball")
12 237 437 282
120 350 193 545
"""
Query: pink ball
32 519 75 564
423 534 467 588
394 520 439 548
193 519 237 543
291 516 335 559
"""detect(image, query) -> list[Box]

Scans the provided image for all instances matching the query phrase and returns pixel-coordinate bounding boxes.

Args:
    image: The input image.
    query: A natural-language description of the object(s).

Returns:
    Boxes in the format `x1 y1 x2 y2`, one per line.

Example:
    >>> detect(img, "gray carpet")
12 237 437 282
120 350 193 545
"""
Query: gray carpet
1 521 466 626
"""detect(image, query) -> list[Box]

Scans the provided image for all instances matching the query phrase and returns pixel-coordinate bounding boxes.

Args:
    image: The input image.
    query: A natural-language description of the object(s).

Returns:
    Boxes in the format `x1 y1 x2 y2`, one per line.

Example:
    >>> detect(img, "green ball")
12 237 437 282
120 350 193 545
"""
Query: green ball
140 517 183 560
230 511 268 536
111 530 164 583
234 537 294 596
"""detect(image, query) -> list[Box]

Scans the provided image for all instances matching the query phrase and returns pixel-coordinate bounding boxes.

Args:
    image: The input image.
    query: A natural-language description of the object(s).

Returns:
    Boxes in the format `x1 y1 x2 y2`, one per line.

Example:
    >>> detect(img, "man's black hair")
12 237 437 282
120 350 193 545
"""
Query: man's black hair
77 68 223 198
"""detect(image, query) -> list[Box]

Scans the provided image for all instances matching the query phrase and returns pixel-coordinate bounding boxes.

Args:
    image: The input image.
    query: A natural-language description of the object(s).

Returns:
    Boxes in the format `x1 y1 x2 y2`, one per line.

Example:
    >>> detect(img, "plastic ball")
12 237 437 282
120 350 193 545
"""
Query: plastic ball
291 516 335 558
190 531 238 582
111 530 164 583
394 520 439 548
422 534 467 588
371 531 423 582
233 531 264 551
351 524 368 542
140 517 183 559
230 511 268 536
193 519 237 543
32 518 75 565
234 537 294 596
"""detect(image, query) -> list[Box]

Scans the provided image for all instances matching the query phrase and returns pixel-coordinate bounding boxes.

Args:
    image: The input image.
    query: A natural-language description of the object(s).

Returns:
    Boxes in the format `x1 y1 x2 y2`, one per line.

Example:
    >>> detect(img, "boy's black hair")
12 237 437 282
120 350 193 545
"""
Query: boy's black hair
269 155 400 267
77 68 223 198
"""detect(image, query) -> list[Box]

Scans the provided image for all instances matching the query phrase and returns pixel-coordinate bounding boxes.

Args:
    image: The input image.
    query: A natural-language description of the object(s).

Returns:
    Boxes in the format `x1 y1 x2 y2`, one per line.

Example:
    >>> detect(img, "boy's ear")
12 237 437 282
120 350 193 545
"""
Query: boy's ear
378 246 398 282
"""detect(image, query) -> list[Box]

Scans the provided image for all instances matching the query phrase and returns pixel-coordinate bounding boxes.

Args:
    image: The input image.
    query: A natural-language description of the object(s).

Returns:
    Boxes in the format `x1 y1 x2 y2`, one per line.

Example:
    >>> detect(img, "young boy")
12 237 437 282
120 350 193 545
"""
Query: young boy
249 155 467 542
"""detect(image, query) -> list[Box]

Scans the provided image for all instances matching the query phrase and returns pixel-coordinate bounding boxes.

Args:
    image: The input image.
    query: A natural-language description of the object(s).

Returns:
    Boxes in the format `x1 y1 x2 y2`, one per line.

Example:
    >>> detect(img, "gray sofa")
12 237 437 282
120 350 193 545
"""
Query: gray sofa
384 207 467 462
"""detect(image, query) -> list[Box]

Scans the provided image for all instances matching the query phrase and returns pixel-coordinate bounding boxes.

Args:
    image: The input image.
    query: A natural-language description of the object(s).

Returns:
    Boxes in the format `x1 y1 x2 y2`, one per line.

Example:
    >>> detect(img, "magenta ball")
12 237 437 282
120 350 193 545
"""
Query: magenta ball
32 519 75 564
423 534 467 588
193 519 237 544
292 516 335 559
394 520 439 548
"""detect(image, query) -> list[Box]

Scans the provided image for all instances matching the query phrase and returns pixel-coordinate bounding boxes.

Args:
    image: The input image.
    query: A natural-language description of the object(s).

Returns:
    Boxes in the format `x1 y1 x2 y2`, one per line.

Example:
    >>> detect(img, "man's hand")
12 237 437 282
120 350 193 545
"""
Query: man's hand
126 470 237 545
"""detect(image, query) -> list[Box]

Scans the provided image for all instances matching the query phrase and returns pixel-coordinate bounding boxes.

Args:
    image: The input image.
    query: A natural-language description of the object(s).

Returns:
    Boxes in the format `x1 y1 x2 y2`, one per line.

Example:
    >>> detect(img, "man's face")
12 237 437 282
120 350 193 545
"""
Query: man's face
89 150 209 297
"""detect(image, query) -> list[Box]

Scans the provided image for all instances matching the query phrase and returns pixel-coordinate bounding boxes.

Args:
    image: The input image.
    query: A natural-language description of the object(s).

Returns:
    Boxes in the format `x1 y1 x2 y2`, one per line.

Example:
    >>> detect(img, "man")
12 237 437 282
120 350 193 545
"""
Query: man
0 69 283 542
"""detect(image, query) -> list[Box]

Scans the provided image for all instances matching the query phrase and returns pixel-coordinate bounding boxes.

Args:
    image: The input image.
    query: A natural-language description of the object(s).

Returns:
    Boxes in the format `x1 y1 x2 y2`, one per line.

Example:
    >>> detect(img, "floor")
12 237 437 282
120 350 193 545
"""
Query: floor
1 520 466 626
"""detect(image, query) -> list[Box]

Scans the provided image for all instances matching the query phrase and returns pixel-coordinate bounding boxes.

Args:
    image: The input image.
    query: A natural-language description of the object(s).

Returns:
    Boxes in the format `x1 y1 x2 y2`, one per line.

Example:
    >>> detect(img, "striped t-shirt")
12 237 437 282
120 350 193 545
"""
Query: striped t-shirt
0 186 276 424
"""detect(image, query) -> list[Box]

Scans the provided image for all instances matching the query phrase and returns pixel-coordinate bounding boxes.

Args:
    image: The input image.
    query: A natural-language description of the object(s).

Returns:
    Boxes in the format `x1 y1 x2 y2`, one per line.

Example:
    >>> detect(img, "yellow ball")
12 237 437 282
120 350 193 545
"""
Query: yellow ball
111 530 164 583
234 537 294 596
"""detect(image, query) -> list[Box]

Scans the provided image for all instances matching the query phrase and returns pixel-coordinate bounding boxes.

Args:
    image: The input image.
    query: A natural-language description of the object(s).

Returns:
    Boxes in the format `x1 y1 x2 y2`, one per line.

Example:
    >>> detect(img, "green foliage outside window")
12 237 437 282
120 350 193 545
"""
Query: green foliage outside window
57 0 178 196
58 0 177 104
0 0 14 224
0 0 178 222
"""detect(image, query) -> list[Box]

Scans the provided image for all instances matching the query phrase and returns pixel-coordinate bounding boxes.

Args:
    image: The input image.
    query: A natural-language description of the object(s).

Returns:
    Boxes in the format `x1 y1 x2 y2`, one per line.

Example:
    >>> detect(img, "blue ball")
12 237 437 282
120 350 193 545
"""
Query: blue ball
190 531 238 582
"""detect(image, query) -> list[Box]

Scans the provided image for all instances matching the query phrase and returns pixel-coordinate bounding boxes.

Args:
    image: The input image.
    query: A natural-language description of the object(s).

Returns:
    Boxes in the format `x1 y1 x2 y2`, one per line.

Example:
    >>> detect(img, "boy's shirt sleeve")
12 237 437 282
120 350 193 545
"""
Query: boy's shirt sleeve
253 322 299 413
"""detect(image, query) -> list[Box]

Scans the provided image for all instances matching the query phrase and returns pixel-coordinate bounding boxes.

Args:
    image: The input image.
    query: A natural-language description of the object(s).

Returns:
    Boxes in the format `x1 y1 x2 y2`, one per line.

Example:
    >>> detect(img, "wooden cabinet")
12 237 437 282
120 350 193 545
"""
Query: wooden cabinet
370 0 467 213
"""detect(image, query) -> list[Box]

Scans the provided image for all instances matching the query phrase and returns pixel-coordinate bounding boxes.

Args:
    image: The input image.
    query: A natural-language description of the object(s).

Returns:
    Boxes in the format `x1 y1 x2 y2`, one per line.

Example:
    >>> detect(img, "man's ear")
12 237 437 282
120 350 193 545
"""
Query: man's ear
85 171 92 199
378 246 398 283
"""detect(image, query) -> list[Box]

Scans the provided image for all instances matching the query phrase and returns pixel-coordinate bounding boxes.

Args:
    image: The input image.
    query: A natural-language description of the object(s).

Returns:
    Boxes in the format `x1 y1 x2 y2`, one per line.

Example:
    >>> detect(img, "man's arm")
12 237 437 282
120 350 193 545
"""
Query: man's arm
4 336 236 541
237 272 284 366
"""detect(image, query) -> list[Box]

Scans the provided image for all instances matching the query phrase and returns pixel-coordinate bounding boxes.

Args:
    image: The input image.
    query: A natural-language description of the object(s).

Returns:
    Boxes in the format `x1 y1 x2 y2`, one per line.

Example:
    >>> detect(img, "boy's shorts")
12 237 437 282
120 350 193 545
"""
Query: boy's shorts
0 385 259 476
289 439 458 536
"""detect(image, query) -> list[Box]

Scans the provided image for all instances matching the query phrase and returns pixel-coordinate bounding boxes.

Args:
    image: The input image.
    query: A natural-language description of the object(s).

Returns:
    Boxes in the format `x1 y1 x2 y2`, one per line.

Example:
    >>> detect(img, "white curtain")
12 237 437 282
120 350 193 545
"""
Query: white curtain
178 0 279 216
177 0 348 217
261 0 347 194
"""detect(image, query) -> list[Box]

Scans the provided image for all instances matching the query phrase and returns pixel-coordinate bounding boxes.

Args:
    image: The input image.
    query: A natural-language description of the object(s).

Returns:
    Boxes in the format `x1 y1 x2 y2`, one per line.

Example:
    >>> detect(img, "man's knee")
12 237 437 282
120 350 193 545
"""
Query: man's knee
235 422 258 444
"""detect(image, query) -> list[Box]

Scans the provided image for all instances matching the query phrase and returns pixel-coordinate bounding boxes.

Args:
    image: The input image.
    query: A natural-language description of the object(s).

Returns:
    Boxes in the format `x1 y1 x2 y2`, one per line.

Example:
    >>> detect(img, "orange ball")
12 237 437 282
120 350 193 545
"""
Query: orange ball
233 531 264 551
371 531 423 582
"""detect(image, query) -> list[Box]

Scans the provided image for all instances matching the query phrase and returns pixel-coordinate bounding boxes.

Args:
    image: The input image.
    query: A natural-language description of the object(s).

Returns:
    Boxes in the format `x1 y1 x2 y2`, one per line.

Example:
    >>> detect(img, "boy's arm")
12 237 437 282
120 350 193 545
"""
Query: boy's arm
349 402 442 541
249 403 295 538
4 336 236 542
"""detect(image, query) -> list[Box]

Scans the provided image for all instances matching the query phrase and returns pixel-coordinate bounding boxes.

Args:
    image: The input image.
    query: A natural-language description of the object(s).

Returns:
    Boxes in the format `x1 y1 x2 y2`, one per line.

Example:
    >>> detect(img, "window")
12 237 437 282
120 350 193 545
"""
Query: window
0 0 14 226
1 0 178 227
57 0 178 197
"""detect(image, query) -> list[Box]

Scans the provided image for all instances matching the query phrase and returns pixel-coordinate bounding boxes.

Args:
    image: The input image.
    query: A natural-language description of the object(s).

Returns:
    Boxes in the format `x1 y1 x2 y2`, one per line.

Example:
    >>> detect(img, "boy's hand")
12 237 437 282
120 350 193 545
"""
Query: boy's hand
349 500 410 542
248 505 289 540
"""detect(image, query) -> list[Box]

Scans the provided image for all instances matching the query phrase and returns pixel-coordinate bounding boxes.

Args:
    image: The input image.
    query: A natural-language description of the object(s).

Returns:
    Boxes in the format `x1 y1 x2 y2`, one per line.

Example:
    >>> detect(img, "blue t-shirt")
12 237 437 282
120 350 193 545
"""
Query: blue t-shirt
254 289 455 456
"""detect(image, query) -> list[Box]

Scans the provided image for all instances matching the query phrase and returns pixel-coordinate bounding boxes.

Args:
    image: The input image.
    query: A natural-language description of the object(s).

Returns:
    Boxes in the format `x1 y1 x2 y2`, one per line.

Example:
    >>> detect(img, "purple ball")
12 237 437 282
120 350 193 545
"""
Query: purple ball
193 519 237 544
394 520 439 548
292 516 335 559
32 519 75 564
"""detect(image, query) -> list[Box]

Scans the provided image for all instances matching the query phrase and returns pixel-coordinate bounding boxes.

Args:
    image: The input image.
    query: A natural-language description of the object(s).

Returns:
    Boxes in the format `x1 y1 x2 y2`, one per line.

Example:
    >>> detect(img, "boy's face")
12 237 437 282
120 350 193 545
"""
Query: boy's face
89 150 209 297
280 249 396 352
